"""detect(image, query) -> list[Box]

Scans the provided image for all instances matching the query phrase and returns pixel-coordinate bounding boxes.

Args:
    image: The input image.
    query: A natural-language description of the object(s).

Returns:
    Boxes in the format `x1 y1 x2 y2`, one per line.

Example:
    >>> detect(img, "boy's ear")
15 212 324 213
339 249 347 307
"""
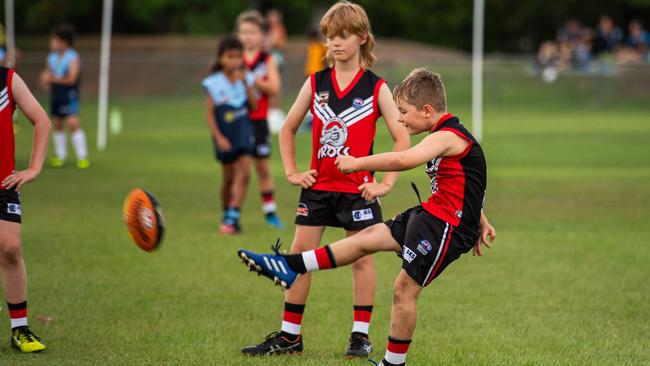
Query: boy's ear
422 104 435 117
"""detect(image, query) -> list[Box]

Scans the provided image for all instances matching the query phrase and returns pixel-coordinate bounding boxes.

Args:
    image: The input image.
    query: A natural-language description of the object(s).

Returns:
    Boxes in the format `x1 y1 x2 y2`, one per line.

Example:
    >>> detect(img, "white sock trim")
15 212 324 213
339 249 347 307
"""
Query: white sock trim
262 201 277 214
302 251 319 272
352 321 370 335
281 320 301 335
384 350 407 365
10 317 27 328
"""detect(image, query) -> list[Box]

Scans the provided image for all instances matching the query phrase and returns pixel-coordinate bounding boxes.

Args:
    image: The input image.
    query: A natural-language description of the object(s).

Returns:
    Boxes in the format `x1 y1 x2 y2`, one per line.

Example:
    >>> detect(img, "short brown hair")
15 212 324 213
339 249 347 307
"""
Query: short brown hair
320 1 376 69
393 68 447 112
236 10 266 31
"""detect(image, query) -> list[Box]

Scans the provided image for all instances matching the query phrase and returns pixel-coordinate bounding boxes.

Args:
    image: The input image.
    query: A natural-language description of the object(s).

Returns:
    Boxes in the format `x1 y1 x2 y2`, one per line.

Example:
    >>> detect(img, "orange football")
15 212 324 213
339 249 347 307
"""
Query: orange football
122 188 165 252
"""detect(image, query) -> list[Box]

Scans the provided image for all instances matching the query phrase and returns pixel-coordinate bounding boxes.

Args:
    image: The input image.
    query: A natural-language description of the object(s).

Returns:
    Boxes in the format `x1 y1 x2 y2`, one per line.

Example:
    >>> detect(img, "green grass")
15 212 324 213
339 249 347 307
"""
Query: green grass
4 65 650 365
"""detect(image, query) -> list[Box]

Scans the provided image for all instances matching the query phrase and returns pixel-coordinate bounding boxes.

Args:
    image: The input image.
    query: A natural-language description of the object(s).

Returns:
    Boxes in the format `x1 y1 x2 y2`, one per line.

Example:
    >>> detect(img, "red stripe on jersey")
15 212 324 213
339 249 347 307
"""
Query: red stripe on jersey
8 308 27 319
354 309 372 323
331 67 364 99
424 226 453 286
387 340 410 354
430 113 453 132
0 68 16 188
283 311 304 325
314 246 332 269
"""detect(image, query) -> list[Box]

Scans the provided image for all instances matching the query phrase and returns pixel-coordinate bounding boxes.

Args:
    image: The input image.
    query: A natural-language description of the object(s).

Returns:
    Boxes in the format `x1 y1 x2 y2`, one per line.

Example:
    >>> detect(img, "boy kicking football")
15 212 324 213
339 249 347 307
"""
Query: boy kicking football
238 68 496 365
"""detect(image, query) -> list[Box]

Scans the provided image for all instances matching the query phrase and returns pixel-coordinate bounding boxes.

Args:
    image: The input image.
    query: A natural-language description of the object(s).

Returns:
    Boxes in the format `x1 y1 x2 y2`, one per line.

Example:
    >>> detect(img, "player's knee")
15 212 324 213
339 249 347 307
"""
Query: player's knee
392 276 417 306
67 118 80 131
0 237 22 266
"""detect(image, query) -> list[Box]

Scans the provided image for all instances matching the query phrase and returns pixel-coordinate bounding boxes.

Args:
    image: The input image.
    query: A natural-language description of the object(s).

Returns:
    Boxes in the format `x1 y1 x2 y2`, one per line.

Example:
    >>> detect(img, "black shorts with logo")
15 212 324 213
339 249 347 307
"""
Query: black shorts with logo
385 205 477 287
251 120 271 158
0 189 21 224
294 189 383 231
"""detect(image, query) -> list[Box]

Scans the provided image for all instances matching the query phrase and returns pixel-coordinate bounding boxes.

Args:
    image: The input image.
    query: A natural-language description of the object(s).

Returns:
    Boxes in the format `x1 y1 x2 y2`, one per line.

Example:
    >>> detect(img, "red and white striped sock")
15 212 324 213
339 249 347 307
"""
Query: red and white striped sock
352 305 373 336
301 245 336 272
261 191 277 215
280 302 305 337
7 301 28 329
383 337 411 366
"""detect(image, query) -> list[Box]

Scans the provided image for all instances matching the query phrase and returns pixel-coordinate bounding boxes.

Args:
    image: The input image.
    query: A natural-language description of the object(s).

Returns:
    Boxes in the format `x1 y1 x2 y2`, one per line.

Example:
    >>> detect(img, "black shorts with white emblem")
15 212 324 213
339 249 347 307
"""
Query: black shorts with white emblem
385 205 477 287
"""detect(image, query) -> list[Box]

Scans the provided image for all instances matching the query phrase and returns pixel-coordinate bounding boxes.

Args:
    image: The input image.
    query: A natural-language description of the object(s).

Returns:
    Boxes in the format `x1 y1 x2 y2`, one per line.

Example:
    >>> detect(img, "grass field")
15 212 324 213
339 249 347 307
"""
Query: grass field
3 64 650 365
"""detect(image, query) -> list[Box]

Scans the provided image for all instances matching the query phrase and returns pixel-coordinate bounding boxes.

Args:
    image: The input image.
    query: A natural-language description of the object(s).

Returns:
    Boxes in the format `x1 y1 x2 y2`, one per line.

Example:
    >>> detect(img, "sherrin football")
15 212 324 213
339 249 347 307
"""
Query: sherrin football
122 188 165 252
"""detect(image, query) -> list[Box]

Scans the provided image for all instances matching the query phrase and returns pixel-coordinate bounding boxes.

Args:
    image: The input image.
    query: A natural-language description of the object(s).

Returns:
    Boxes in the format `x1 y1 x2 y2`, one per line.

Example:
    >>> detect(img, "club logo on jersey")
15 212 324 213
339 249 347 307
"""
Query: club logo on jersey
352 208 373 222
455 210 463 219
7 203 21 216
425 157 443 193
318 117 350 159
416 239 432 255
403 246 417 263
352 97 364 109
296 203 309 216
317 91 329 107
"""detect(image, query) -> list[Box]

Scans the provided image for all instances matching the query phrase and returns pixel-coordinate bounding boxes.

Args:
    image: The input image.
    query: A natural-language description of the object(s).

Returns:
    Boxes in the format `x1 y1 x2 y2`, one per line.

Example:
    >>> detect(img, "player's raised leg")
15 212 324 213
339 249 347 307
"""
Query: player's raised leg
241 224 324 356
347 229 376 358
238 223 400 287
0 220 46 353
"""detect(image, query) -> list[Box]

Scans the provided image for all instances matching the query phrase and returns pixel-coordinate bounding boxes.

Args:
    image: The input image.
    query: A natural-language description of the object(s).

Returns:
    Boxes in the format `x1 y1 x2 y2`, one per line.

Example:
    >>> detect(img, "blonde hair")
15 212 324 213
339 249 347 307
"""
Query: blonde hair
393 68 447 112
236 10 266 30
319 1 376 69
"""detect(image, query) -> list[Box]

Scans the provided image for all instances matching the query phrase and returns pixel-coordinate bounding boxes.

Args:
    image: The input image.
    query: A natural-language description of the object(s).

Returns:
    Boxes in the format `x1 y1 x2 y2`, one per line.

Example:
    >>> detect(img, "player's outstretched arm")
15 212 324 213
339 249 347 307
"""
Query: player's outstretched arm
279 78 317 189
337 130 468 173
473 211 495 256
1 73 51 191
358 83 411 201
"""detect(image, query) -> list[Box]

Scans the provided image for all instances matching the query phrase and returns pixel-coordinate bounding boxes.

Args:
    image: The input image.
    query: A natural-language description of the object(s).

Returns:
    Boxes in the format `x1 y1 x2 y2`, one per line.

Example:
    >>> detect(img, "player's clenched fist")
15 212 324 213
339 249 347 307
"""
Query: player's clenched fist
335 155 358 174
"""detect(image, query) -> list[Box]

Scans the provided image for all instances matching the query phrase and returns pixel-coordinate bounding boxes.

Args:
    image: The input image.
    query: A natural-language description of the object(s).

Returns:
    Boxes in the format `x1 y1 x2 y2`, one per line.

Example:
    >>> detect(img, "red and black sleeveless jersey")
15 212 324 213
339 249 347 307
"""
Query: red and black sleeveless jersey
0 67 16 189
245 50 271 121
421 113 487 236
310 67 385 193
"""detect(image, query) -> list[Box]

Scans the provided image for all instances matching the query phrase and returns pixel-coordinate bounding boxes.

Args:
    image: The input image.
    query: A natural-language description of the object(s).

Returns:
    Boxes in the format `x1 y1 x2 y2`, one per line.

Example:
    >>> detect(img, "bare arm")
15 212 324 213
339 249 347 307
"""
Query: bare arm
52 56 80 86
279 78 318 188
337 130 468 173
253 56 281 96
204 95 231 152
473 210 496 256
1 73 51 190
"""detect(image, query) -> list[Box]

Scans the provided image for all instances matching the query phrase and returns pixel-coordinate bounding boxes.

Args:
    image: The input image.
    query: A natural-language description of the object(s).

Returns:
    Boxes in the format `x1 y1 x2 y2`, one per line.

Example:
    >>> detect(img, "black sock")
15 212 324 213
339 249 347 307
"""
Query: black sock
282 254 307 274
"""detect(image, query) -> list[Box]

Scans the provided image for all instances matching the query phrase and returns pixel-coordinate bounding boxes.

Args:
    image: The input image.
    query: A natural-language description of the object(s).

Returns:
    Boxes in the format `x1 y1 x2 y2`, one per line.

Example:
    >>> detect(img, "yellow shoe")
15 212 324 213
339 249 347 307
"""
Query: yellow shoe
49 157 65 168
11 326 46 353
77 159 90 170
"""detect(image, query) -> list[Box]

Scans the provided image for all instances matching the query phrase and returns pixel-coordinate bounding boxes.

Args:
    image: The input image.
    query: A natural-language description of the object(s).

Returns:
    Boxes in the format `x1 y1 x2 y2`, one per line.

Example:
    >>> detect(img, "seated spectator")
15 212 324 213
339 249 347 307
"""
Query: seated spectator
557 19 592 71
592 15 623 57
617 19 649 64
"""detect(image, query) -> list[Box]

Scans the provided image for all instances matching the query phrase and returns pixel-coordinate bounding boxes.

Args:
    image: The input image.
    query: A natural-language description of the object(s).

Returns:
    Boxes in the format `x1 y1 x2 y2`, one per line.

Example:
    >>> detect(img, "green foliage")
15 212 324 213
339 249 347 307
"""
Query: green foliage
3 1 650 53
